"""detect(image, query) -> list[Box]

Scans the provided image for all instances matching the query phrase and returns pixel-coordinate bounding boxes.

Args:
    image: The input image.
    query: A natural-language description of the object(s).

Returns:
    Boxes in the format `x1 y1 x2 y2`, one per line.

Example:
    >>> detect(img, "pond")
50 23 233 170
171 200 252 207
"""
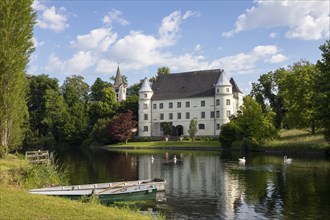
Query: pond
56 148 330 219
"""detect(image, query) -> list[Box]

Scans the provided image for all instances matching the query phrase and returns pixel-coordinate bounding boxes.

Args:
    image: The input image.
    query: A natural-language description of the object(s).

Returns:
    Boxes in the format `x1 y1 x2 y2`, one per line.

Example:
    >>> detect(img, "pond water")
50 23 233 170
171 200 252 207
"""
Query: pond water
56 148 330 219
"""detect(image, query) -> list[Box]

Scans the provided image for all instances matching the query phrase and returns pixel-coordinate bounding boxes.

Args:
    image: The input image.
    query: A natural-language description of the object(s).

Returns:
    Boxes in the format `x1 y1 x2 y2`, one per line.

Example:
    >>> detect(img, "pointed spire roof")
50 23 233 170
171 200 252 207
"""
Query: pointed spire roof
139 77 153 92
114 64 123 87
216 70 231 86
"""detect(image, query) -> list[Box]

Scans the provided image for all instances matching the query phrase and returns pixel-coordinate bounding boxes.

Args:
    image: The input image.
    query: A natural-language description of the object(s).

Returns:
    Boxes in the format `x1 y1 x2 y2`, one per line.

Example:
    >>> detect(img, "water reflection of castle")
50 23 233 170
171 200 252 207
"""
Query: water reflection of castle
136 154 244 218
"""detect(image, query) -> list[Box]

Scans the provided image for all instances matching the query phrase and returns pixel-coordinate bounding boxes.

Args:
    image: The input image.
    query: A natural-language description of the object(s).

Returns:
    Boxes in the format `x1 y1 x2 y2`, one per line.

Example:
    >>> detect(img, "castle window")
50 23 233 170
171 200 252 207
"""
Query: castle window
160 103 163 109
199 124 205 130
143 126 148 132
177 102 181 108
201 111 205 119
226 88 230 92
169 113 173 120
153 104 157 109
186 112 190 119
216 111 220 118
216 99 220 106
186 101 190 108
177 113 181 119
201 100 205 107
144 94 147 98
216 124 220 130
217 88 219 93
169 102 173 108
210 111 215 118
143 104 148 109
226 110 231 117
160 113 164 120
144 114 148 120
226 99 231 105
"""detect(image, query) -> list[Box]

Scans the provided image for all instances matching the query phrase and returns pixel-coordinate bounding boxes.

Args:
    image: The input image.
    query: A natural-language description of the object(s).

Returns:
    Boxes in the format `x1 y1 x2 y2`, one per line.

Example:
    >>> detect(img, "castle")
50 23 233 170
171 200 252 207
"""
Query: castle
138 69 243 137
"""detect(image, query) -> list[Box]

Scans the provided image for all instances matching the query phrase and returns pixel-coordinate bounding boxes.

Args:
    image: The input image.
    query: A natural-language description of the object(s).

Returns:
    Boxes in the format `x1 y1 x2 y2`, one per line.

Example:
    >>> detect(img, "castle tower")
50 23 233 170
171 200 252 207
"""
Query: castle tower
113 65 126 101
138 78 153 136
215 70 232 128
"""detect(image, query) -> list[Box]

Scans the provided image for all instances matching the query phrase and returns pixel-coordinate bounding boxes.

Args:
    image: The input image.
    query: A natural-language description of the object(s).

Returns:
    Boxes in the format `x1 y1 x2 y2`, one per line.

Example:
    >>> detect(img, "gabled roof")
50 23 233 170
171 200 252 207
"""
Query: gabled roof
151 69 221 100
151 69 242 100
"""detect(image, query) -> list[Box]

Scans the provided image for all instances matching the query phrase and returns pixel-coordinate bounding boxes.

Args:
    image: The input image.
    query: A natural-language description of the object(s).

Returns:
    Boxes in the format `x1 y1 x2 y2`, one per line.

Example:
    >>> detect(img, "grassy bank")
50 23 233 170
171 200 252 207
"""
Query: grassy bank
0 155 154 220
107 140 220 149
264 129 329 150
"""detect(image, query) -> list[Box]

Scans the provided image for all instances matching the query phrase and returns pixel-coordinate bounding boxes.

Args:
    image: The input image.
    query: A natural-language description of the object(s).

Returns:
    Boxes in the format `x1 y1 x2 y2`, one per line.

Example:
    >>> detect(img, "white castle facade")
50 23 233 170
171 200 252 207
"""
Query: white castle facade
138 69 243 137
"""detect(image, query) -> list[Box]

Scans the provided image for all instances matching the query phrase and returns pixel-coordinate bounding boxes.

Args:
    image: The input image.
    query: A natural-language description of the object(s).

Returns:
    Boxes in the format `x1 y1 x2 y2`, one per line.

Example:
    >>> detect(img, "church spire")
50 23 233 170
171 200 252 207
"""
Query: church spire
114 64 123 87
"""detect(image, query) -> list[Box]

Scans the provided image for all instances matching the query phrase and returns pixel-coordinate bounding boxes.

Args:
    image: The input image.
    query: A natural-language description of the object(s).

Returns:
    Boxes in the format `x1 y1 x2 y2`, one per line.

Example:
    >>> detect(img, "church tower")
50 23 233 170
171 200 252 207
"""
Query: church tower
138 78 153 137
215 70 232 128
113 65 127 101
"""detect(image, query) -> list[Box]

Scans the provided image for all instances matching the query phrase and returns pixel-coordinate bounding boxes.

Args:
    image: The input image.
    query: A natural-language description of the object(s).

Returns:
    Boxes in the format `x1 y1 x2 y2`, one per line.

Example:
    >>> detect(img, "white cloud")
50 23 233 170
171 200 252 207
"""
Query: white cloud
70 28 117 52
266 54 288 63
158 10 197 47
210 45 287 74
270 32 277 38
223 0 330 40
103 9 129 26
32 37 45 48
34 2 69 33
46 51 95 74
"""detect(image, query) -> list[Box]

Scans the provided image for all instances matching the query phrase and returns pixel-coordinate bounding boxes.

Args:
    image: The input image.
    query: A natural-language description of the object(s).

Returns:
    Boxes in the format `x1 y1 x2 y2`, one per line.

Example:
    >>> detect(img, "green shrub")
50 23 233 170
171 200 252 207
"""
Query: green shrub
23 163 68 189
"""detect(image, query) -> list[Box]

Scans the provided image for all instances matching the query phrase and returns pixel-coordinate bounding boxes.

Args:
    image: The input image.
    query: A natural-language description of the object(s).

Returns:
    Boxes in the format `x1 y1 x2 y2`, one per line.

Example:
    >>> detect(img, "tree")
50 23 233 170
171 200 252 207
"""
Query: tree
88 87 118 126
160 122 173 136
60 75 90 144
108 110 137 144
27 75 59 137
149 66 170 85
235 96 277 145
0 0 36 152
188 118 198 141
219 122 240 148
250 71 286 128
316 40 330 141
277 61 321 133
90 78 111 101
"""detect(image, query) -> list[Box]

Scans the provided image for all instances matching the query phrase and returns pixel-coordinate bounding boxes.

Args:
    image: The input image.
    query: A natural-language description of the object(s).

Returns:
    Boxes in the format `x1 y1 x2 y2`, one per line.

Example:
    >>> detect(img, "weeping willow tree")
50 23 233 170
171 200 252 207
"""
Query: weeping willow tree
0 0 36 153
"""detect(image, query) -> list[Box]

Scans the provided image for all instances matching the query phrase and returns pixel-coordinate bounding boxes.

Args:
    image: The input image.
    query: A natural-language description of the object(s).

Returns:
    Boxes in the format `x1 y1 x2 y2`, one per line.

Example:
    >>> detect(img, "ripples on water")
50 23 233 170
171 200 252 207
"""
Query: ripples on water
58 150 330 220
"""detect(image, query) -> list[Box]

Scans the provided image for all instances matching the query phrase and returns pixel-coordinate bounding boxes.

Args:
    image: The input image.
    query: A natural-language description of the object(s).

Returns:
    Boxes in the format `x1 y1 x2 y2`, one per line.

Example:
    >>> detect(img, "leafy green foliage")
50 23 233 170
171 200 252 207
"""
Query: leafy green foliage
0 0 35 151
277 61 321 133
220 96 277 148
316 40 330 141
160 122 173 136
219 122 240 148
188 119 198 141
89 118 112 144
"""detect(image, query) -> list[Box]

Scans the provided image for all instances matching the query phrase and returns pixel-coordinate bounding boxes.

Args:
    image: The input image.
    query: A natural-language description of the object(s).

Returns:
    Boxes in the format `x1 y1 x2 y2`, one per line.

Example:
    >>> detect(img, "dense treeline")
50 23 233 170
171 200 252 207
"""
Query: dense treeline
220 40 330 149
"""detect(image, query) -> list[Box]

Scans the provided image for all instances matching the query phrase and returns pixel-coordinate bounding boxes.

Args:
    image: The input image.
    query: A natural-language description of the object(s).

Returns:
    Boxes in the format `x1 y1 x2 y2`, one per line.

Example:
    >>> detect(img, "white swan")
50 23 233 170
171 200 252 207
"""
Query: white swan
238 157 246 163
151 155 154 161
284 155 293 163
173 155 177 163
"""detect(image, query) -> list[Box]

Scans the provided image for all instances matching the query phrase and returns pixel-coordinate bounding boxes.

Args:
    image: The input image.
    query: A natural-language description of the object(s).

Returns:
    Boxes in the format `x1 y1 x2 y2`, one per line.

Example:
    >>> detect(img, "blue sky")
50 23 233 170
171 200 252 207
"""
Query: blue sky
30 0 330 94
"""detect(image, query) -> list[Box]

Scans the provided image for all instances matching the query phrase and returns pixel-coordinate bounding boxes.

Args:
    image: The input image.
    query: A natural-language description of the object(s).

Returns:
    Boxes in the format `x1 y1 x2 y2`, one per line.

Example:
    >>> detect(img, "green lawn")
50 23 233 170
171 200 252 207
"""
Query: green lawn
0 184 153 220
107 140 220 148
264 129 329 150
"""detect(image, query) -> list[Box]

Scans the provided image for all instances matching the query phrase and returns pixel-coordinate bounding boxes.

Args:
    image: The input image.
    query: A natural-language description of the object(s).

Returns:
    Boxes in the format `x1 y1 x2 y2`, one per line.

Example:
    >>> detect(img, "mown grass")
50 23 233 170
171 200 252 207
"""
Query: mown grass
0 184 154 220
264 129 329 150
0 155 155 220
107 140 220 148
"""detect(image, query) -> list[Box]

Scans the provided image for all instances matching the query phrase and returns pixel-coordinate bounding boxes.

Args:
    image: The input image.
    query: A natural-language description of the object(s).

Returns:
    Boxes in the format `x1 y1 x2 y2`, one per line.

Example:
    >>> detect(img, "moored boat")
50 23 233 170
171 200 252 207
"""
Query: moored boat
29 178 166 192
28 178 166 204
29 184 157 205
